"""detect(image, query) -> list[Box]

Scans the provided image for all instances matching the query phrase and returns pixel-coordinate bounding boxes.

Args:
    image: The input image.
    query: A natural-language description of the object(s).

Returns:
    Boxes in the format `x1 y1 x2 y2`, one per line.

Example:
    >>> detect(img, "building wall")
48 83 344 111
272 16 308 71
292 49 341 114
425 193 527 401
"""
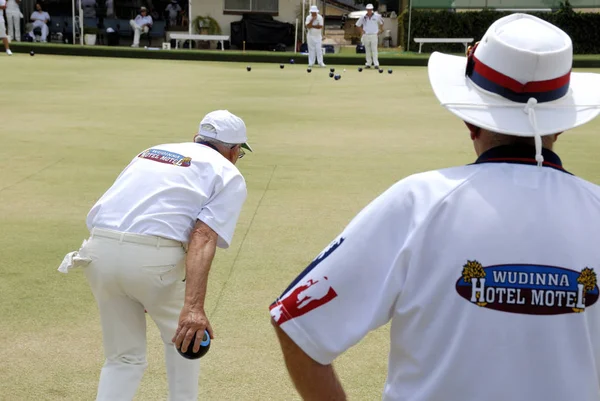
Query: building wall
193 0 303 37
324 4 348 16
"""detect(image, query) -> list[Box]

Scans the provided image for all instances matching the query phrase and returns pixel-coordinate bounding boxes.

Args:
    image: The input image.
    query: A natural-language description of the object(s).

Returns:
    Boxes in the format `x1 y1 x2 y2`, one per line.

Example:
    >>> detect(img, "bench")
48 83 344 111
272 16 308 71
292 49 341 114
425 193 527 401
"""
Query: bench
414 38 474 54
168 33 230 51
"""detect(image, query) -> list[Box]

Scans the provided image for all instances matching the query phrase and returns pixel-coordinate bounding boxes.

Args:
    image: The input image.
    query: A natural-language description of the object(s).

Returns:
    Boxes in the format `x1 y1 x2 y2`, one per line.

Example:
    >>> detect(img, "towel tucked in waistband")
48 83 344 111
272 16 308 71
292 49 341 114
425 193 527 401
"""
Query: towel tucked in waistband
57 239 92 274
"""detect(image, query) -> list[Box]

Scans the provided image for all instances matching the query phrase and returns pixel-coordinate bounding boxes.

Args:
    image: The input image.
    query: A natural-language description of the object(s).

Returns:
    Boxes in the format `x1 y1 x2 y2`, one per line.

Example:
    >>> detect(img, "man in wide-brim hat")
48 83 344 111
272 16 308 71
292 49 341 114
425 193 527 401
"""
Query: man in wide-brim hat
270 13 600 401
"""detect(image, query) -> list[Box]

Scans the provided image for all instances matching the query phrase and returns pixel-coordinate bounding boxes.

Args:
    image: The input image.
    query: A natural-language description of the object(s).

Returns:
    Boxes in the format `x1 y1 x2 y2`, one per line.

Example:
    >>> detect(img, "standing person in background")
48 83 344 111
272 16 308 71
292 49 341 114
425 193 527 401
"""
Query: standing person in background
5 0 21 42
356 3 383 69
0 0 13 54
165 0 181 28
305 5 326 68
105 0 114 17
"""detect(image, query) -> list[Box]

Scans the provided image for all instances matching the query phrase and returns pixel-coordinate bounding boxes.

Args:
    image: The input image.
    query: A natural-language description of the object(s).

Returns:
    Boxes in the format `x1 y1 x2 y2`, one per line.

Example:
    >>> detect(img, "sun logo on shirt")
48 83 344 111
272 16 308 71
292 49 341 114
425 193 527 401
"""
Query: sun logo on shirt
575 268 597 313
461 260 487 306
176 157 192 167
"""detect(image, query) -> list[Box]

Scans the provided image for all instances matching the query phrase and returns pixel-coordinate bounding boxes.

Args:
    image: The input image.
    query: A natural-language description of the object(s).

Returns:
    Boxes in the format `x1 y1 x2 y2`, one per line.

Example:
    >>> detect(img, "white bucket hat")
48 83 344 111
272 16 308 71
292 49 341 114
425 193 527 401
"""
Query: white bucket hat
310 5 319 13
196 110 252 151
366 3 374 9
428 13 600 164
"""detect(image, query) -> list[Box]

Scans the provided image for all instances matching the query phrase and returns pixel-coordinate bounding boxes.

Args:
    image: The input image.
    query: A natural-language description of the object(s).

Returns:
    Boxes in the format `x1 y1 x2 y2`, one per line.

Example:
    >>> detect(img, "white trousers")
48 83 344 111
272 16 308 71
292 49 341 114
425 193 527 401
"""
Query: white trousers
362 34 379 67
29 21 48 41
307 35 323 66
81 229 201 401
130 20 149 46
6 12 20 41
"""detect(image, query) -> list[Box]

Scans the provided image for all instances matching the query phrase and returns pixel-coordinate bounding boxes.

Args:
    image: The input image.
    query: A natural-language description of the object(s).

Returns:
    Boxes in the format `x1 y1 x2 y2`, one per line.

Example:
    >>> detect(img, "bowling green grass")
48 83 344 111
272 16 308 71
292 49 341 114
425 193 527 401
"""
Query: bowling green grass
2 55 600 401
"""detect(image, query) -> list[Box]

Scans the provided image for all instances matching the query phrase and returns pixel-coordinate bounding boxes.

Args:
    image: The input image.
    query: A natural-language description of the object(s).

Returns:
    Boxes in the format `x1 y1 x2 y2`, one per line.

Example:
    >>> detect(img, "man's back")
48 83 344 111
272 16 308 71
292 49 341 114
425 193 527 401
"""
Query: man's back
270 146 600 401
384 148 600 400
86 142 246 247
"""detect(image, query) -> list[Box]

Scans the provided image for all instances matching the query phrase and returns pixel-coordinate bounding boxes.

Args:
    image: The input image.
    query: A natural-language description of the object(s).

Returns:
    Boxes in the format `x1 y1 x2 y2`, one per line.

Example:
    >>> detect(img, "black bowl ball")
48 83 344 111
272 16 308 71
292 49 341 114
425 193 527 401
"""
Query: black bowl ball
177 330 211 360
30 51 35 56
379 69 384 73
329 72 334 78
330 67 335 73
358 67 363 72
307 68 312 73
280 64 284 69
246 66 251 71
388 69 393 74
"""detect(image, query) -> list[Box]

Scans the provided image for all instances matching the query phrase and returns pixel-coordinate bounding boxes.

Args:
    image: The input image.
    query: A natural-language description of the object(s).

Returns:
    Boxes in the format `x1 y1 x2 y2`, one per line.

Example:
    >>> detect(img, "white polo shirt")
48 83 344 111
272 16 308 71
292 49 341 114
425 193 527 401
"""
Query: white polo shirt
356 12 383 34
271 144 600 401
86 143 247 248
166 3 181 18
6 0 20 12
31 11 50 23
305 14 323 38
134 14 153 27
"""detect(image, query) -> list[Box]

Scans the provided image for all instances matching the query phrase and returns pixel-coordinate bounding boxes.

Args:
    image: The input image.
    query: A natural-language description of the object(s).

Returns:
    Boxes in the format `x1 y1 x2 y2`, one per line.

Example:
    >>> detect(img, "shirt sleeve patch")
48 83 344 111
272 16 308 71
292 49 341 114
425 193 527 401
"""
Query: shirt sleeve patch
270 276 337 325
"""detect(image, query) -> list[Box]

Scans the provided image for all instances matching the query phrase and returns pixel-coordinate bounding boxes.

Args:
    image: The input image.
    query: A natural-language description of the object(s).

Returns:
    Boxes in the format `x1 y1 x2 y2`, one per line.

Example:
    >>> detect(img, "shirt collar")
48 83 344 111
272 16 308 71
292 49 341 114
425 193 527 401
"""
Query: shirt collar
473 144 571 174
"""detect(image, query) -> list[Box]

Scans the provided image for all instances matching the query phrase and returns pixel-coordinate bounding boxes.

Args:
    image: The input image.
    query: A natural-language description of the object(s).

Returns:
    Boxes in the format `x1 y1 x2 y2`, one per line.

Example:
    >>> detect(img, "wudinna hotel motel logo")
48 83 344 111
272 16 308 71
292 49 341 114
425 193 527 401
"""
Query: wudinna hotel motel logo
455 261 599 315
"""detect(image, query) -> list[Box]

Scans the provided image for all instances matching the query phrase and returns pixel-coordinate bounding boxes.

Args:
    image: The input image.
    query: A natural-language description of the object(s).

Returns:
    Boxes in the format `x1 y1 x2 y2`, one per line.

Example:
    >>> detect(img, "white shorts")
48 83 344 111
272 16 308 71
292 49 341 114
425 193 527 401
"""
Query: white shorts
0 20 6 39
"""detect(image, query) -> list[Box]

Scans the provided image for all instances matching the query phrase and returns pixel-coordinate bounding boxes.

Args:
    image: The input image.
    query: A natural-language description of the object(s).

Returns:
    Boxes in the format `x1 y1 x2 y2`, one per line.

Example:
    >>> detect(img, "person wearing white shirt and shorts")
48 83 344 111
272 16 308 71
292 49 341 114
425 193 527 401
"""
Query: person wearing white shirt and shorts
355 3 383 69
305 5 325 68
165 0 181 28
6 0 22 42
59 110 251 401
28 3 50 42
271 14 600 401
0 0 12 54
130 6 153 47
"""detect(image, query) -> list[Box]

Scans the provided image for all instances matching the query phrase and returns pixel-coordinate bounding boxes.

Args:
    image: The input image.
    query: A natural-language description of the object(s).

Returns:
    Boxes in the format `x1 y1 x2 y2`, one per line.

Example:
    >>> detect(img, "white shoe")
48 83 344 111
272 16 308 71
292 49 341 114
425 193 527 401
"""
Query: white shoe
6 49 12 56
319 63 326 67
131 44 139 48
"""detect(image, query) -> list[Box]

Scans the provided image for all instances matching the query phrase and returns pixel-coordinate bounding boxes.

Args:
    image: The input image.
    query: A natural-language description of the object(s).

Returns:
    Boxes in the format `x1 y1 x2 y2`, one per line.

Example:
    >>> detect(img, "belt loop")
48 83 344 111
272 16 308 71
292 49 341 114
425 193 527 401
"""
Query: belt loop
91 227 95 239
119 232 125 244
156 237 161 249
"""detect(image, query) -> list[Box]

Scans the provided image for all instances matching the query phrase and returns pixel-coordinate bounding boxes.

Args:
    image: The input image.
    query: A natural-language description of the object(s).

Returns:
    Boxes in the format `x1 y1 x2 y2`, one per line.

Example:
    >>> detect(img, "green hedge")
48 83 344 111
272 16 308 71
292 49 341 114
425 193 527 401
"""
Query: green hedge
9 42 432 66
399 3 600 54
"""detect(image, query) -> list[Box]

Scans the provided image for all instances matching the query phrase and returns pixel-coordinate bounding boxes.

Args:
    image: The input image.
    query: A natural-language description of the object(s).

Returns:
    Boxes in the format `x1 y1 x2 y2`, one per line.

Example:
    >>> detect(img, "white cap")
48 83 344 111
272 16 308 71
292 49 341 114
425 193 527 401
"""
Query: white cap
197 110 252 151
366 3 374 9
310 5 319 13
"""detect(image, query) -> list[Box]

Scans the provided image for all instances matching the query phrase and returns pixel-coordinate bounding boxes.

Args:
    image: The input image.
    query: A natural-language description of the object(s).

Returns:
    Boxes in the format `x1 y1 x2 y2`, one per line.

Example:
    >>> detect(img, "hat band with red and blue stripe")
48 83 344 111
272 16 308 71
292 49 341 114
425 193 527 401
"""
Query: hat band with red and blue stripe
466 54 571 103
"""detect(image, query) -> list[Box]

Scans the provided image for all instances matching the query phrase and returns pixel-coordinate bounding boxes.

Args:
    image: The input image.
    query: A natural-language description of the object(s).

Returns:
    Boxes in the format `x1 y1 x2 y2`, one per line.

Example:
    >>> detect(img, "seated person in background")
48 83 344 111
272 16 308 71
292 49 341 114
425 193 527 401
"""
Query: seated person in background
165 0 181 27
29 2 50 42
129 6 152 48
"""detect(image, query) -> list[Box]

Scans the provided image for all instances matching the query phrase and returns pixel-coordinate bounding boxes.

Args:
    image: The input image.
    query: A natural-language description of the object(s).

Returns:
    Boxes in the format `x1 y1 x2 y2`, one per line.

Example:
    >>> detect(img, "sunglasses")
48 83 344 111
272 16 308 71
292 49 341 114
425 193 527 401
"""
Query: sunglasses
231 144 245 159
